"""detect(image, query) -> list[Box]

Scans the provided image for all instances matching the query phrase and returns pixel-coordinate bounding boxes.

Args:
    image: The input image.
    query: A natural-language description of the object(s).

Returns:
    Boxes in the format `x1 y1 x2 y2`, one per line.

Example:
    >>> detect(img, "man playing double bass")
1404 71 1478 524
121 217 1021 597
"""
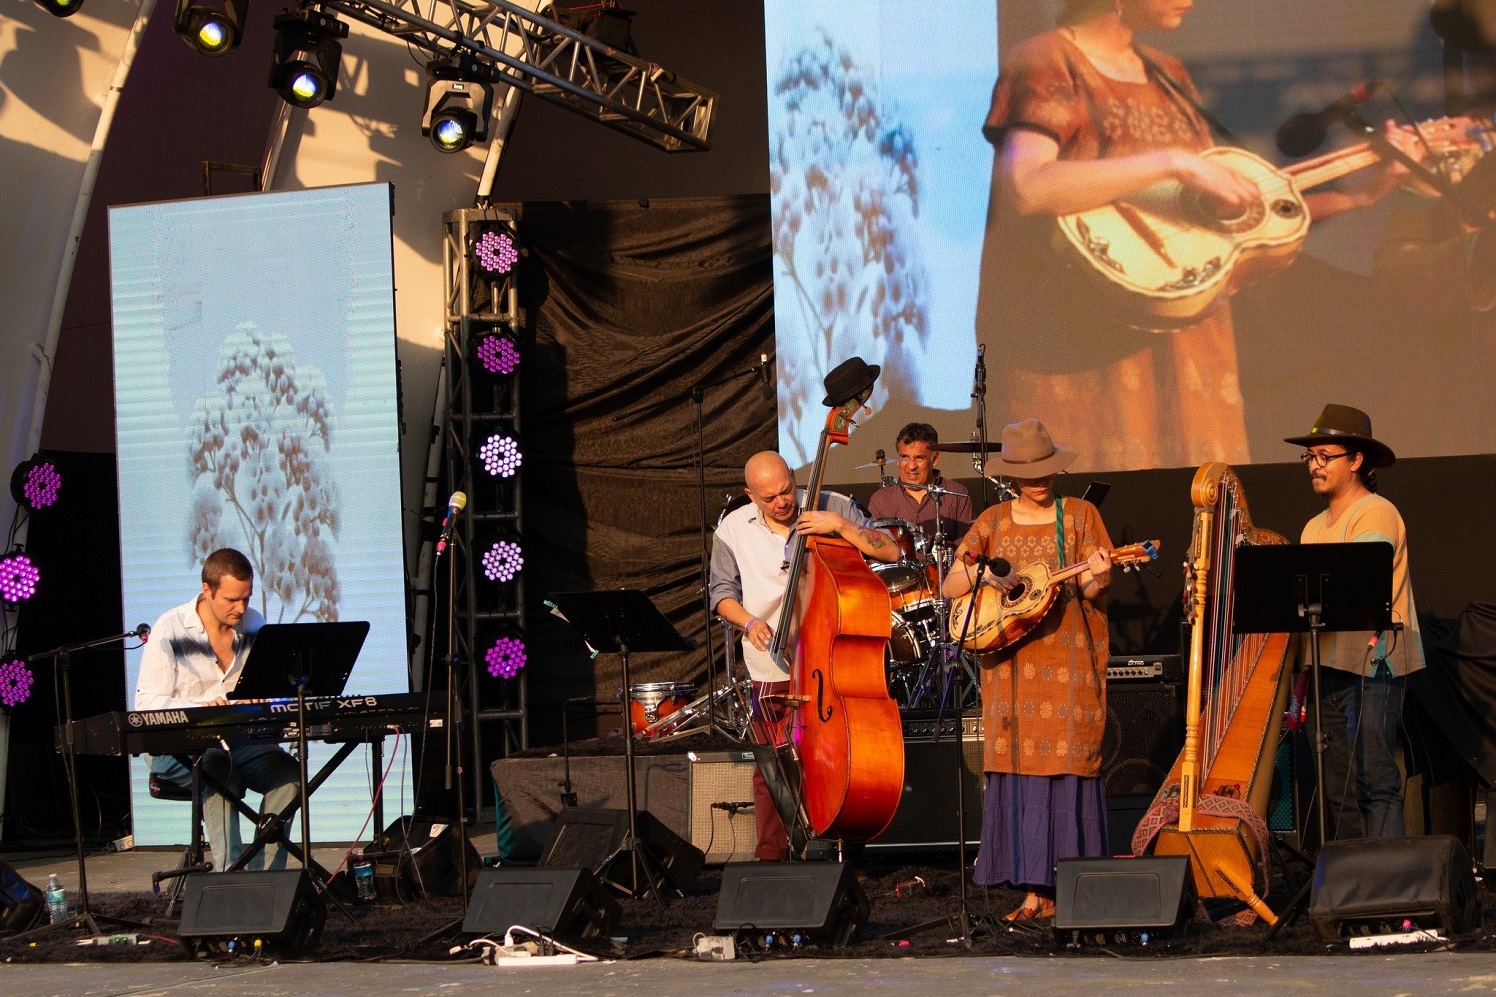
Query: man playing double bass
709 450 899 860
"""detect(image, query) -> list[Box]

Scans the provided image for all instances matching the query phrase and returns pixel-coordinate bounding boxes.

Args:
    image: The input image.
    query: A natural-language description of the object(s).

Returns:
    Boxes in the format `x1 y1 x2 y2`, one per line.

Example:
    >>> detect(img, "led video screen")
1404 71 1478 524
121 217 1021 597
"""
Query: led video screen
766 0 1496 480
110 183 412 846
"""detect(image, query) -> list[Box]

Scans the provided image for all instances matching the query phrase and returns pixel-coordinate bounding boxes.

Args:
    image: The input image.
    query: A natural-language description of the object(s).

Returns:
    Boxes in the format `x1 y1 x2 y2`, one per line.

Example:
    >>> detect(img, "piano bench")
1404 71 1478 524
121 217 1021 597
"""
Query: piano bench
148 773 195 803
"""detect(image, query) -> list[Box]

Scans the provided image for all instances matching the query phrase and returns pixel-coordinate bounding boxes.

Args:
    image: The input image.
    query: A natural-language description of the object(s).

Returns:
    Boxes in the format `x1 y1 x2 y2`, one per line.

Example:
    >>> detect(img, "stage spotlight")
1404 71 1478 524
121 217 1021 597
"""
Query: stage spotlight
0 551 39 605
268 8 347 109
477 433 522 478
10 457 61 511
32 0 85 17
480 630 527 680
422 59 495 154
473 228 519 275
480 538 525 583
474 329 521 377
0 660 34 709
174 0 247 57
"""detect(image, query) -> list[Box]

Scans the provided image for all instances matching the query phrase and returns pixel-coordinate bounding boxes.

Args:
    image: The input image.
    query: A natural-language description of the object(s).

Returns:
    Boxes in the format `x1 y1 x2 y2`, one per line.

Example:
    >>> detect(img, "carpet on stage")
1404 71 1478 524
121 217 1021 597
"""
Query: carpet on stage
4 856 1495 965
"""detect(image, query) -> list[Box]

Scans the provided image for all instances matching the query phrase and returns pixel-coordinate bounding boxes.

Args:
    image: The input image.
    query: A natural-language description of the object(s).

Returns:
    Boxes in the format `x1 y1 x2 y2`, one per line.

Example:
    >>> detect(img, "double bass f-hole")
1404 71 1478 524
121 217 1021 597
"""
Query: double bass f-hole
812 668 833 723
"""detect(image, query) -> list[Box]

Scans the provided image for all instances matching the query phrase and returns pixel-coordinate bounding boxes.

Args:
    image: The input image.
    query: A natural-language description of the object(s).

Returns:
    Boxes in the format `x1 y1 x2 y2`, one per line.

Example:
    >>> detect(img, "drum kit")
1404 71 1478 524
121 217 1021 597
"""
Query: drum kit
855 443 988 711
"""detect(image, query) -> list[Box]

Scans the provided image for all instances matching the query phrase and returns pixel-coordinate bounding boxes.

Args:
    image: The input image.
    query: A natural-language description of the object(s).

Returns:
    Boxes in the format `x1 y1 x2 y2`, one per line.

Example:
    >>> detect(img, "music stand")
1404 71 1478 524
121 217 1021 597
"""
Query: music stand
1232 542 1391 862
230 622 368 701
549 590 693 904
231 622 368 903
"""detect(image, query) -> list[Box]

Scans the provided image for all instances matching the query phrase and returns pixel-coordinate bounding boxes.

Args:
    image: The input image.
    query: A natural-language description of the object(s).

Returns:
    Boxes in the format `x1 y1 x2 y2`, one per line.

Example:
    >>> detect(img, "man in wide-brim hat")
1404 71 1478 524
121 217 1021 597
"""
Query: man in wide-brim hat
1287 403 1423 842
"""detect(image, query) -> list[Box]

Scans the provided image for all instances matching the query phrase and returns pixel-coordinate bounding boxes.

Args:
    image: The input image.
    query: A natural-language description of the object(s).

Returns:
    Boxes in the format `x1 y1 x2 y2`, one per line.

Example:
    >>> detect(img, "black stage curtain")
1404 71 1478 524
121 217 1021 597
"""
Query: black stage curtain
516 195 776 747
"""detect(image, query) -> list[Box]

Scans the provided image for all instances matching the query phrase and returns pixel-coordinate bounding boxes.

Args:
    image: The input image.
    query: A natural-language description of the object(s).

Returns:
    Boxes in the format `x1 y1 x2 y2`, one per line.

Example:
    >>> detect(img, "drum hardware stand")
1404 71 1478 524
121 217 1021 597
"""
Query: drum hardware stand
889 556 996 948
17 630 156 942
550 589 694 904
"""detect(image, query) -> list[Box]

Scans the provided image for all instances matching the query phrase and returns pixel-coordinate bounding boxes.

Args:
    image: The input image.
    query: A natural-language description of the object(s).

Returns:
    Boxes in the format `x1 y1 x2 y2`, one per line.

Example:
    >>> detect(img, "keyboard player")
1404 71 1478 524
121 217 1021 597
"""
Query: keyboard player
134 548 299 872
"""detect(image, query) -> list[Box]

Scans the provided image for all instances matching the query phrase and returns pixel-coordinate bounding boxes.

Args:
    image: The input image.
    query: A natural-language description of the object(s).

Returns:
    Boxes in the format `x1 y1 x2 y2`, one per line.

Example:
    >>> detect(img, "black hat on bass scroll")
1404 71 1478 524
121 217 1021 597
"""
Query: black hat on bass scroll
1283 403 1396 468
821 356 880 407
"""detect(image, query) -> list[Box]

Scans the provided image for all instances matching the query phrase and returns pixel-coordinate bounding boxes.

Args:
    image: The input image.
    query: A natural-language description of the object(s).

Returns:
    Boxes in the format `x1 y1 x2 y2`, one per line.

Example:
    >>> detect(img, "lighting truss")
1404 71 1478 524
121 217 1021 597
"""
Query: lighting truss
308 0 716 151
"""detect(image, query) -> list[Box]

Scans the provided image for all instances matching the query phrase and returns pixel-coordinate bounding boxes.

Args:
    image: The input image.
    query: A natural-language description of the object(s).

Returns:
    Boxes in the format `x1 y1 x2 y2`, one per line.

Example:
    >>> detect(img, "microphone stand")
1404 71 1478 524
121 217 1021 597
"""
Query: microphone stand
18 629 153 940
887 558 991 948
609 355 770 736
1344 108 1490 228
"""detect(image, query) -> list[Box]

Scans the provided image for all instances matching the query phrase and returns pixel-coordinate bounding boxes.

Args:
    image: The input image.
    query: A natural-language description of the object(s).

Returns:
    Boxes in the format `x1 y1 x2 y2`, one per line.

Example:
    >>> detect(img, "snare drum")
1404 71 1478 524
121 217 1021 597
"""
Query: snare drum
620 682 696 737
868 517 935 610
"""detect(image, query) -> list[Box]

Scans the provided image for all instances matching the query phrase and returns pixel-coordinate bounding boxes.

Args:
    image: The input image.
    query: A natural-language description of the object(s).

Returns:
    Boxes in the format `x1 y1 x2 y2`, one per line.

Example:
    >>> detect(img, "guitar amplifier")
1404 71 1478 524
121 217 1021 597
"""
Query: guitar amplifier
870 711 984 849
686 749 759 864
1106 654 1183 684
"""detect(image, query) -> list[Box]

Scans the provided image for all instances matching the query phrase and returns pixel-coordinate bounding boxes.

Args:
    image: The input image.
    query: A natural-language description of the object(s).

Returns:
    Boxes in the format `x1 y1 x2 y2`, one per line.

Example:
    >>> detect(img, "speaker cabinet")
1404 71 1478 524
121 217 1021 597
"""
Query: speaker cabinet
1309 834 1479 941
0 858 42 934
686 750 758 864
177 870 325 955
1102 681 1184 847
713 862 869 946
1053 855 1195 943
369 815 480 898
539 807 705 896
871 713 983 849
462 867 621 939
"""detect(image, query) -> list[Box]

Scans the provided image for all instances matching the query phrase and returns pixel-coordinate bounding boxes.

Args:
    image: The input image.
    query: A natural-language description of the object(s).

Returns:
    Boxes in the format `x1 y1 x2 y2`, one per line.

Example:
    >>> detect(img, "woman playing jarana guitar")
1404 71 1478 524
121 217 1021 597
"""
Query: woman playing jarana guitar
940 419 1112 922
976 0 1419 470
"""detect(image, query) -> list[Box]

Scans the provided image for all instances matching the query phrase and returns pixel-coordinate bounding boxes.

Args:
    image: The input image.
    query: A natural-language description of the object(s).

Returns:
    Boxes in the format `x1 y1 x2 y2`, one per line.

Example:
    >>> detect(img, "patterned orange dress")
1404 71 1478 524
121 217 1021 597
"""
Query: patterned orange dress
955 498 1112 777
975 29 1250 470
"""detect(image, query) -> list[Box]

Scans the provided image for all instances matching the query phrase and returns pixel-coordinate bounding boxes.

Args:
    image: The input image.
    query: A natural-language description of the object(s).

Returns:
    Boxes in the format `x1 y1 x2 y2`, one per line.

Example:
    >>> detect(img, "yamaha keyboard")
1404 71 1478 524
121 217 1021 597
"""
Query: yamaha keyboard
60 692 443 757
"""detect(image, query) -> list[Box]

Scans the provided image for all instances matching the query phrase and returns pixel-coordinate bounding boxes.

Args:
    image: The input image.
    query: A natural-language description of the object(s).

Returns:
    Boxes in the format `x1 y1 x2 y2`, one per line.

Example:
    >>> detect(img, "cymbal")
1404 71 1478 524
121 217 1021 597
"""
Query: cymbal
927 441 995 454
852 456 907 469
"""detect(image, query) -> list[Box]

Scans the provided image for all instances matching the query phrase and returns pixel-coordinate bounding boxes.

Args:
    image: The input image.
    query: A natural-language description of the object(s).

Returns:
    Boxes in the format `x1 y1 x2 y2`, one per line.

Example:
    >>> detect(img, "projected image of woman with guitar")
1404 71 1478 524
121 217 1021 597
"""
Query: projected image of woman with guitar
975 0 1424 470
940 420 1123 922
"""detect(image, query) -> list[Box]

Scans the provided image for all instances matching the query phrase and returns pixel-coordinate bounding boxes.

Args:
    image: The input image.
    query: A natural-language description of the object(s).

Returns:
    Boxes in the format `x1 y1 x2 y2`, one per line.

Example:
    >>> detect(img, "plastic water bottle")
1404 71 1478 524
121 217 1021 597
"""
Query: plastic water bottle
44 874 68 924
352 853 376 901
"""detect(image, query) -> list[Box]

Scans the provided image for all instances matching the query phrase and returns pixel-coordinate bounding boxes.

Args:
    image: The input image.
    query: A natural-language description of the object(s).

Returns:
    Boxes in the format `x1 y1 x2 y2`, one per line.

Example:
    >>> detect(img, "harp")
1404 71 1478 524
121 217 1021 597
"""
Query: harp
1132 462 1294 925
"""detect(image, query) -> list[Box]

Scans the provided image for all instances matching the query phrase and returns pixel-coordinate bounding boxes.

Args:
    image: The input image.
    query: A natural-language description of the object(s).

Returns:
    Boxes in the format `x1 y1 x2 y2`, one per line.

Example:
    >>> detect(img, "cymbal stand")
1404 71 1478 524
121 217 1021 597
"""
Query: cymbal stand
903 484 976 711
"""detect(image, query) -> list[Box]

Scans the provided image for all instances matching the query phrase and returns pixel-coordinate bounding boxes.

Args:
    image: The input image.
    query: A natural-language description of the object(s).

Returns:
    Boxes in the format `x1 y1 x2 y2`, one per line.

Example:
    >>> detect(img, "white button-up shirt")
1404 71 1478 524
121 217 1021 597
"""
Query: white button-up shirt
134 596 266 710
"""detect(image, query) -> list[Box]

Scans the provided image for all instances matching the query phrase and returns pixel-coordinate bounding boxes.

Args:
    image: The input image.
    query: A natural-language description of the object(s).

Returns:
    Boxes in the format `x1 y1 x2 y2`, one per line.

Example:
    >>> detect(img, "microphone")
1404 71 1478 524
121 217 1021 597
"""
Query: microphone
135 623 151 642
1275 81 1380 157
971 343 986 399
434 491 467 557
755 353 774 396
961 550 1012 576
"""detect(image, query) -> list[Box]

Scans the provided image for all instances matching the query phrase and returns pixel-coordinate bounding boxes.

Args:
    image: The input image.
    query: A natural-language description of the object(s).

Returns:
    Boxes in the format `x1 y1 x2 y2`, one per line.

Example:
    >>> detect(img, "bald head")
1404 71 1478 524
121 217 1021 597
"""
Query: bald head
744 451 797 526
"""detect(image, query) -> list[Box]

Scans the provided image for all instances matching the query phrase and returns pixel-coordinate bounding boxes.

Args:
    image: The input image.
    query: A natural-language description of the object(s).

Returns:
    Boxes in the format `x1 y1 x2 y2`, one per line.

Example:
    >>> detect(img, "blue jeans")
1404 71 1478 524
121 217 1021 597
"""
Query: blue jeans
1313 666 1407 840
150 745 301 871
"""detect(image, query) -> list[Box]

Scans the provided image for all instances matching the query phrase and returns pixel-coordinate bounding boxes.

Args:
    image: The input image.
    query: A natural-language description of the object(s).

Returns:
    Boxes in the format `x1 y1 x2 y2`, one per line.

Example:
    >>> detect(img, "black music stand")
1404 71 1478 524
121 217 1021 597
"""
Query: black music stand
1233 541 1392 932
230 622 368 913
549 590 693 904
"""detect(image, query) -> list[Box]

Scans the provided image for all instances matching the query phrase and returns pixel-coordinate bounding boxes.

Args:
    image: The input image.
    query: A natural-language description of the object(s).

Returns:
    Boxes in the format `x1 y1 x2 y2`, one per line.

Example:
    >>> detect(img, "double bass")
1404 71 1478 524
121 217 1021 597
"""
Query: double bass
758 377 904 850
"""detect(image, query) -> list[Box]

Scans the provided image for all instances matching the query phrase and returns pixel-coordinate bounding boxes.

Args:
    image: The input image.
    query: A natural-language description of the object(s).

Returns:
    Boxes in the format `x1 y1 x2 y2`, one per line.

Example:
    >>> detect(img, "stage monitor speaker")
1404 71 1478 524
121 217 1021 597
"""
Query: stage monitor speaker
369 815 480 899
1053 855 1195 943
462 867 621 939
0 858 43 934
686 749 759 863
872 712 983 849
713 862 869 947
176 870 325 955
1308 834 1479 941
539 807 705 896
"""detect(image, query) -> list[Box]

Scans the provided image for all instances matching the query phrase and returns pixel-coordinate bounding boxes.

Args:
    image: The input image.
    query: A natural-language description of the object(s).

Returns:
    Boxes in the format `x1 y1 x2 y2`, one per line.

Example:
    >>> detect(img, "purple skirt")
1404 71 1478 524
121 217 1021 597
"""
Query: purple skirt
972 772 1109 891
